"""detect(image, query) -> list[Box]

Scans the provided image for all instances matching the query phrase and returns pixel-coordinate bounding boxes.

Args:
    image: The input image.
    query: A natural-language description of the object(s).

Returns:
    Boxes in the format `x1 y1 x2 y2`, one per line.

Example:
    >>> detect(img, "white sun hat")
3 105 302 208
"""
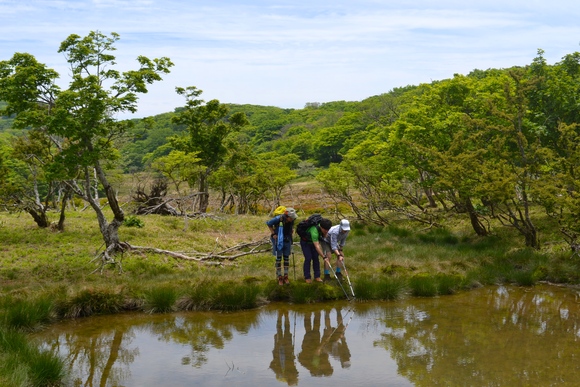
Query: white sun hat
340 219 350 231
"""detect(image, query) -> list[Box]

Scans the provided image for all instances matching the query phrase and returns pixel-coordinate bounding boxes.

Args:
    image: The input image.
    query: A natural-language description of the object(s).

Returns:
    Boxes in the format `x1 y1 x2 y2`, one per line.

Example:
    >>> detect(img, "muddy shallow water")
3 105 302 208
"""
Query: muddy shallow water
33 284 580 386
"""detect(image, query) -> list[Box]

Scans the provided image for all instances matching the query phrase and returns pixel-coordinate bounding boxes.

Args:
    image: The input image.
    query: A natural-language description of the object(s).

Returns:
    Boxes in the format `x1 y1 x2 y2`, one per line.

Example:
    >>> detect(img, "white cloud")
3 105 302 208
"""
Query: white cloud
2 1 580 117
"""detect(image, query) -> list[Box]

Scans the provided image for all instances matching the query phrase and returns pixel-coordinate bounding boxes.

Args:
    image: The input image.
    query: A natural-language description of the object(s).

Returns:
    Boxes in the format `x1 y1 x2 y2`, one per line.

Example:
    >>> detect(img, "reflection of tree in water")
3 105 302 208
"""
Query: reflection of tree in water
38 312 260 386
149 312 260 368
374 286 580 386
43 325 137 387
269 310 299 385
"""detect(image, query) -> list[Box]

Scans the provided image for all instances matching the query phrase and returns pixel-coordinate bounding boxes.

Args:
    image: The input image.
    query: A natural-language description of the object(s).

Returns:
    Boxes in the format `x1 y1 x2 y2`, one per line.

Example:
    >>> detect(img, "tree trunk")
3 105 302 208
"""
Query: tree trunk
56 186 71 231
82 164 124 258
198 170 210 213
419 170 437 208
462 196 488 236
26 207 49 228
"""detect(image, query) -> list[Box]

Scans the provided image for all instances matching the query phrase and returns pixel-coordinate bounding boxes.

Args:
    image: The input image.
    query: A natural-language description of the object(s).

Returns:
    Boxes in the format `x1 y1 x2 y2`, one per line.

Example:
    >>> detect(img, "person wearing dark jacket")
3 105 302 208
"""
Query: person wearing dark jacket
266 207 298 285
299 218 332 283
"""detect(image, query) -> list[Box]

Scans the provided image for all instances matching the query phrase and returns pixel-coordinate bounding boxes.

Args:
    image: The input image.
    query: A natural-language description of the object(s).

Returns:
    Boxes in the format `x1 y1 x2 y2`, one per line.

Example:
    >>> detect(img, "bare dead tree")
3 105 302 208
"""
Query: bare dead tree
132 179 179 216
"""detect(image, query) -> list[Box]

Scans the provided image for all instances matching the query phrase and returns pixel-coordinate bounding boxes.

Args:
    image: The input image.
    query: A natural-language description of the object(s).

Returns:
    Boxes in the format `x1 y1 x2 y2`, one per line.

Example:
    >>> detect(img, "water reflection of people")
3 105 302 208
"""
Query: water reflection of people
298 310 333 377
270 310 299 385
324 307 351 369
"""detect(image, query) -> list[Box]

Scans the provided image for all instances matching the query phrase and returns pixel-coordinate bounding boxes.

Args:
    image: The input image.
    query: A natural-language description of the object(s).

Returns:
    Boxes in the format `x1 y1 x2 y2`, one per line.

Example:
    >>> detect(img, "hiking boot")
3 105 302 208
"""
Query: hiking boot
305 279 312 284
283 275 290 285
324 274 331 282
315 277 323 282
278 276 284 286
336 272 343 280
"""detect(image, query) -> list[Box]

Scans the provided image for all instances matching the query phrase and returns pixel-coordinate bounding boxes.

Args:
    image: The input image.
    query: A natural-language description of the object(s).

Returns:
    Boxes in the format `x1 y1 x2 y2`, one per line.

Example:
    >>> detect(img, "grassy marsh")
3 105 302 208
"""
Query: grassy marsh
0 206 578 386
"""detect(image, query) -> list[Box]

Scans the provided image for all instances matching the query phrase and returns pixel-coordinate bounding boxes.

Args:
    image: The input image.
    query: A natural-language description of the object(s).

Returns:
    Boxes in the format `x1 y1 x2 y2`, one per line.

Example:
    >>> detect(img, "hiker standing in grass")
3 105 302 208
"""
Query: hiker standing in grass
298 218 332 283
266 207 298 285
323 219 351 282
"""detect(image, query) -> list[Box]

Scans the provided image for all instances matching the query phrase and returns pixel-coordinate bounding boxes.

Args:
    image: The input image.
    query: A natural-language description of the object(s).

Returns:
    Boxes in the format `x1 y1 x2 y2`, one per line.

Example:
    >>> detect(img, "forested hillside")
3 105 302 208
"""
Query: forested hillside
121 86 415 173
2 37 580 258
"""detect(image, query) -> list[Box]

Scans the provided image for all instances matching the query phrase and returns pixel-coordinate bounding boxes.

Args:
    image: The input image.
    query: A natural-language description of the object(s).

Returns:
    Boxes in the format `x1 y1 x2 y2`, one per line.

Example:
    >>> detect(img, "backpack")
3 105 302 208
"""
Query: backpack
296 214 323 241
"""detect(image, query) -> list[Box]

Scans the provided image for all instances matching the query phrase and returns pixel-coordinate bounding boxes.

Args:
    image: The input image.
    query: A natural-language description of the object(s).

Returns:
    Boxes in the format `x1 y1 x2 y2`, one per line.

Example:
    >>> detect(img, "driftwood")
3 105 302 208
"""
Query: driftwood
129 238 272 262
90 237 273 274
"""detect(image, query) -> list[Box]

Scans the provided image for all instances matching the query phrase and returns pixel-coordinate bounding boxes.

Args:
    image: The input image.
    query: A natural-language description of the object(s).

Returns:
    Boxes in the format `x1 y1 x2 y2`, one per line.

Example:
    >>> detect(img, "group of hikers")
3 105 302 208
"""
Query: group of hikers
266 207 351 286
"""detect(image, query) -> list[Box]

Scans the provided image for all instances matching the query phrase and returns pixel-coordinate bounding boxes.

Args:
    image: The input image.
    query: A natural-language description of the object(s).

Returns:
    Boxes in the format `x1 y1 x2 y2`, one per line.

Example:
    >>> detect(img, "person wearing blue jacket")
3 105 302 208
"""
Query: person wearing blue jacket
266 207 298 285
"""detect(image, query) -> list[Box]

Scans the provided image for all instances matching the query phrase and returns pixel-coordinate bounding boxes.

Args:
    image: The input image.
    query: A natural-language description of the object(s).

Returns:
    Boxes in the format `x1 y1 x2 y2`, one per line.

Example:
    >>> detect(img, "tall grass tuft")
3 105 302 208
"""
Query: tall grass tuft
0 296 54 332
375 277 407 300
409 274 438 297
177 280 216 311
436 274 465 295
0 352 30 387
26 348 67 387
0 327 29 353
513 270 537 287
61 287 125 318
0 327 66 386
212 282 261 310
290 283 320 304
143 286 178 313
352 277 376 301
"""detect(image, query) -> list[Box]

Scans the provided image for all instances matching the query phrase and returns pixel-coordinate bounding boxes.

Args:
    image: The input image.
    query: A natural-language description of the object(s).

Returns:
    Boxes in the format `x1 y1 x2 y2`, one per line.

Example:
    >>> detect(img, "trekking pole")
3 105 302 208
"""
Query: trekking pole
292 248 296 281
326 260 351 300
318 307 355 350
341 259 355 298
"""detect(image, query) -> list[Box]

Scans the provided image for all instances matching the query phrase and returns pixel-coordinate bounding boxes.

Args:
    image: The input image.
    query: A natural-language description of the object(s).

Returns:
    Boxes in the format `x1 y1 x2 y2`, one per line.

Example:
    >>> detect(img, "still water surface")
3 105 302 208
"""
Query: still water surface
33 285 580 386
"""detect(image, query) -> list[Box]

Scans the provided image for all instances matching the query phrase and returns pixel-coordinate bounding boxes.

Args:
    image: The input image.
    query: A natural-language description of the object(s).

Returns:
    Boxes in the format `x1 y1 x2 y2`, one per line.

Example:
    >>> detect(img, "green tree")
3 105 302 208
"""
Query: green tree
170 86 249 213
0 31 173 264
151 150 203 215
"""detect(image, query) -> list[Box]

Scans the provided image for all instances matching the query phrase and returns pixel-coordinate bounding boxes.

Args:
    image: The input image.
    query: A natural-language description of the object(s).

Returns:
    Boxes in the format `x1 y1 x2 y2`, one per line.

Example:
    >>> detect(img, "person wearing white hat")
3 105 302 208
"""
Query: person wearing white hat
322 219 351 281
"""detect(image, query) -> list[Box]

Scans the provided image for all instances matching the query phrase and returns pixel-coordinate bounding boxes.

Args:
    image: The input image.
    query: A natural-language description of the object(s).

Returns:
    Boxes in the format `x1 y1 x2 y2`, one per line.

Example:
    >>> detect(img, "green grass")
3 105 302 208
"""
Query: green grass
0 204 577 385
143 285 179 313
60 287 127 318
408 274 438 297
0 296 55 332
0 327 66 387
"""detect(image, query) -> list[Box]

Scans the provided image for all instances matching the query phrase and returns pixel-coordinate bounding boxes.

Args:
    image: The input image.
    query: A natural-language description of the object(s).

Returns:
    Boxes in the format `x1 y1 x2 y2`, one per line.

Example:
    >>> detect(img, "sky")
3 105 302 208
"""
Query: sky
2 0 580 119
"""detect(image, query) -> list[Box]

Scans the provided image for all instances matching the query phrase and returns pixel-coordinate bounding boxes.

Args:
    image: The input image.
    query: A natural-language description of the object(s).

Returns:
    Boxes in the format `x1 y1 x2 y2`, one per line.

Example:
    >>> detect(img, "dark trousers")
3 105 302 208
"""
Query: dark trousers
300 240 320 280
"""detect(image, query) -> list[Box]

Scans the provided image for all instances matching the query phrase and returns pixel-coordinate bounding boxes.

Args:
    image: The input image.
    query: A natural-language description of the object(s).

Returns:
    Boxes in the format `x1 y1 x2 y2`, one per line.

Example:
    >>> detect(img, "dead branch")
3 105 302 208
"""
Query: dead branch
125 237 272 265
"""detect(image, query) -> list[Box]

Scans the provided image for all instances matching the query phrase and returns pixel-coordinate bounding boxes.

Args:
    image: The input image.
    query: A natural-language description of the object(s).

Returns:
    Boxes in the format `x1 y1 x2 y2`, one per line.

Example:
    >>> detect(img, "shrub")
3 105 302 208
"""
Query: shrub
123 215 145 228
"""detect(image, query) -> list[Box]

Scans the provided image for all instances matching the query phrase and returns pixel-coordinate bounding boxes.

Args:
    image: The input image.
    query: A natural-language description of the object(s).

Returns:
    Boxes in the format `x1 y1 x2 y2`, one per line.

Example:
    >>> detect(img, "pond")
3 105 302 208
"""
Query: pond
32 284 580 386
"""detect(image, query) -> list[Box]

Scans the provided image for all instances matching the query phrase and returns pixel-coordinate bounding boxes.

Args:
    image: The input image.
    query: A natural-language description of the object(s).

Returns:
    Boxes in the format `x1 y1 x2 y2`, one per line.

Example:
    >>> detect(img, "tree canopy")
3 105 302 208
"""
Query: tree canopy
3 41 580 258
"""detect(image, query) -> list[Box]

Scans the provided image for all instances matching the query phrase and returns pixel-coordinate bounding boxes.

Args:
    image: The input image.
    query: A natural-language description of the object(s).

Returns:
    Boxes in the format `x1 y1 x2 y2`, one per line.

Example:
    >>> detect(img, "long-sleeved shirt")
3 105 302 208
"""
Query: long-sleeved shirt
266 214 294 239
324 225 349 252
